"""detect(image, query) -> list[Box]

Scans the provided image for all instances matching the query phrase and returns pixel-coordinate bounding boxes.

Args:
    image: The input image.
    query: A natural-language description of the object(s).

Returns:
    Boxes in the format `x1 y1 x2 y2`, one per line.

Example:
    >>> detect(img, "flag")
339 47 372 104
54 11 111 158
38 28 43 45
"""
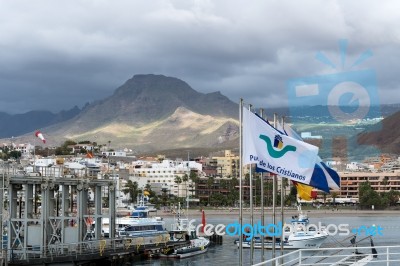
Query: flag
243 107 319 185
277 121 340 192
201 210 206 233
35 130 46 144
293 181 317 201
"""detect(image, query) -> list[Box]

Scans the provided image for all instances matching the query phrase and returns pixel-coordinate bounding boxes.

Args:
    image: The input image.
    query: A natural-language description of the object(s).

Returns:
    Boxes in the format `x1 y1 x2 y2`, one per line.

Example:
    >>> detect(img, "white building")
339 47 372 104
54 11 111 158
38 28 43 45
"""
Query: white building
129 159 202 197
1 143 34 155
300 132 322 139
102 151 127 157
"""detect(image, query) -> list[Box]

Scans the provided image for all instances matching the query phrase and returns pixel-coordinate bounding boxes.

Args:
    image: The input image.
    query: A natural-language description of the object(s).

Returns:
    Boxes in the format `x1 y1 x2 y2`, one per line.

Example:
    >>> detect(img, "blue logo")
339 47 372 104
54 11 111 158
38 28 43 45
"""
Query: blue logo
287 39 381 158
351 225 383 236
259 134 297 159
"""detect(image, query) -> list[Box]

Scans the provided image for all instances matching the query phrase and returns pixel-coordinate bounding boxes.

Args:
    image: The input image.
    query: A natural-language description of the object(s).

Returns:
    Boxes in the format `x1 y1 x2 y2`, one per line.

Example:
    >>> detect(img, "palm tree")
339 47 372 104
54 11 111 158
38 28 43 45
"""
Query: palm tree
207 176 215 205
182 174 189 199
174 176 182 198
331 191 339 205
189 171 198 198
322 192 328 205
122 180 139 204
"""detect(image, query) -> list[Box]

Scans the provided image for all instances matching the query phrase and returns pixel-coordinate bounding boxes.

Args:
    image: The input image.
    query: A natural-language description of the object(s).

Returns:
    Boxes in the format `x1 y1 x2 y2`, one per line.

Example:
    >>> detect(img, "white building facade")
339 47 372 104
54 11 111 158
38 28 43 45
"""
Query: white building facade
129 159 202 197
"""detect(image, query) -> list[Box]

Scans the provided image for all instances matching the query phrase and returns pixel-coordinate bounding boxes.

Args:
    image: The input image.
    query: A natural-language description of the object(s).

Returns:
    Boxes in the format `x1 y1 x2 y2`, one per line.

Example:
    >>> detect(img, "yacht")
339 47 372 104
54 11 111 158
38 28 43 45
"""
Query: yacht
102 196 165 238
236 205 328 249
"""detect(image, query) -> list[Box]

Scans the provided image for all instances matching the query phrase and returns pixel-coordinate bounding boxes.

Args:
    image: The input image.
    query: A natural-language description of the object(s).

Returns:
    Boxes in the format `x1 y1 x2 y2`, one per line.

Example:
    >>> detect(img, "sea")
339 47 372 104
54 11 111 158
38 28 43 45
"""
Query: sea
133 213 400 266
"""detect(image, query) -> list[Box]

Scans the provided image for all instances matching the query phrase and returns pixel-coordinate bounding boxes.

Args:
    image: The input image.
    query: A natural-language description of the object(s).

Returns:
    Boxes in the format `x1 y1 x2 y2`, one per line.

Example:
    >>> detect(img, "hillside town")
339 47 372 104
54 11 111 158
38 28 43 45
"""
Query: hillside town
2 140 399 210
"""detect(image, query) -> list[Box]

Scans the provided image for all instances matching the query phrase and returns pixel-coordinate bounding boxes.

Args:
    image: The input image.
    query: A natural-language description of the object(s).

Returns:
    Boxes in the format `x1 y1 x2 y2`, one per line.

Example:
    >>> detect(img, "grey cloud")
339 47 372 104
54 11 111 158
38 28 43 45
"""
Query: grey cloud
0 0 399 113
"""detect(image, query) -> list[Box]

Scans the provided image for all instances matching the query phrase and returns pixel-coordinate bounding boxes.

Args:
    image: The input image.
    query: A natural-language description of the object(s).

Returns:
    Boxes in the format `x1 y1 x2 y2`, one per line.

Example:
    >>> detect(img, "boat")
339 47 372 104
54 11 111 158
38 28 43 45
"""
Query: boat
157 203 210 259
102 193 165 238
235 205 328 249
238 231 328 249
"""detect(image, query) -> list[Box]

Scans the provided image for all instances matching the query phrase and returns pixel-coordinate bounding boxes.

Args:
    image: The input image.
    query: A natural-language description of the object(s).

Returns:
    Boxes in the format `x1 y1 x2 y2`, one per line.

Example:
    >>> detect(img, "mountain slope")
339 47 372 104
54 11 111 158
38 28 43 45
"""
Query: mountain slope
34 74 239 151
357 110 400 154
68 74 237 131
0 106 81 138
58 107 238 151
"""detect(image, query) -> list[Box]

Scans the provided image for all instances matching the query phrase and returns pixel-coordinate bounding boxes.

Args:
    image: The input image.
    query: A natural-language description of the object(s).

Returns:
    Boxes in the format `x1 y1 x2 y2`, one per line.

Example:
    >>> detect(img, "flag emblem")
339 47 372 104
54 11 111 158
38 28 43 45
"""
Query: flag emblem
259 134 297 159
274 135 283 149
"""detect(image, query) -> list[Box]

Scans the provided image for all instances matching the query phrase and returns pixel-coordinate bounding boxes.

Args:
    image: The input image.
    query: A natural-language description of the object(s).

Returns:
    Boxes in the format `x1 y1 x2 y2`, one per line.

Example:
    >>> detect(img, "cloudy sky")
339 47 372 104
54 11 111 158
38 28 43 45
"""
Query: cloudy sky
1 0 400 114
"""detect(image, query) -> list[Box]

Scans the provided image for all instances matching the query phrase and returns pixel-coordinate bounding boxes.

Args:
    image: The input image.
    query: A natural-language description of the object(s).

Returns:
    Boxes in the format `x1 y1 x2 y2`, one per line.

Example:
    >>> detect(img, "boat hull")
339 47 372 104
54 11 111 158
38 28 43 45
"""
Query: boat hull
236 234 328 250
158 246 208 259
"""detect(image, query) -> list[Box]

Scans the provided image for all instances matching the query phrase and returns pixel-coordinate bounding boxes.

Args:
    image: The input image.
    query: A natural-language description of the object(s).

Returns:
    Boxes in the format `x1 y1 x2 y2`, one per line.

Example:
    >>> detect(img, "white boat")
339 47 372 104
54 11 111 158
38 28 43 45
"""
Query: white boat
157 204 210 259
239 231 328 249
102 196 165 238
236 205 328 249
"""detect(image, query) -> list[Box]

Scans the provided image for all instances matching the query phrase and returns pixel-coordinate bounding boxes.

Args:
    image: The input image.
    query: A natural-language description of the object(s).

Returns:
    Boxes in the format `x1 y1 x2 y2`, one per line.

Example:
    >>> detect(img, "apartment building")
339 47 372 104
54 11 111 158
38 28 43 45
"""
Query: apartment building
129 159 202 197
210 150 240 178
333 171 400 199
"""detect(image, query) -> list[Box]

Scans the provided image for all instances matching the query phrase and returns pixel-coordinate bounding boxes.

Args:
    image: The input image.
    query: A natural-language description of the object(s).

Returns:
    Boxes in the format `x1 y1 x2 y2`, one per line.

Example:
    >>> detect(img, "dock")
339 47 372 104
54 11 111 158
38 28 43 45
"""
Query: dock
0 165 186 266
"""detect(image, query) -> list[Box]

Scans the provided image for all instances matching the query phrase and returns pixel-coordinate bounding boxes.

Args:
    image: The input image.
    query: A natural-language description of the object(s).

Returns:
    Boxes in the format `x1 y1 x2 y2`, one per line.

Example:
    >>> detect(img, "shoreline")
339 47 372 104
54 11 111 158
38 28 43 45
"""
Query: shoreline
146 208 400 218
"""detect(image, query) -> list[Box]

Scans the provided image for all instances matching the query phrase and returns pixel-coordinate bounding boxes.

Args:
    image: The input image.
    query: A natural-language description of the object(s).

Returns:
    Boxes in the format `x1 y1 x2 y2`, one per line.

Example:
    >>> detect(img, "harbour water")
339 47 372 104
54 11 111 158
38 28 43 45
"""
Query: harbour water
133 213 400 266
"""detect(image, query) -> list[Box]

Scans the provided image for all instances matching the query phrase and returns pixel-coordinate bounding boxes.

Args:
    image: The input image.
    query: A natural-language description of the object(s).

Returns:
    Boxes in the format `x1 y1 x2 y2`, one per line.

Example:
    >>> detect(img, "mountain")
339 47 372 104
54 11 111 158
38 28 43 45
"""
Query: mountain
357 110 400 154
0 106 81 138
4 73 399 155
36 74 239 151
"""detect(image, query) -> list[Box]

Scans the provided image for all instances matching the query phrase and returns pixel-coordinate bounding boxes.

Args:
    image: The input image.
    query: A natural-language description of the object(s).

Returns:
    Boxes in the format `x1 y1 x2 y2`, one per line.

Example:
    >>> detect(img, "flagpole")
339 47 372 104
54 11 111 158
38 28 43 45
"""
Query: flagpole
260 108 265 261
239 98 243 266
280 116 285 256
248 105 254 264
272 113 277 261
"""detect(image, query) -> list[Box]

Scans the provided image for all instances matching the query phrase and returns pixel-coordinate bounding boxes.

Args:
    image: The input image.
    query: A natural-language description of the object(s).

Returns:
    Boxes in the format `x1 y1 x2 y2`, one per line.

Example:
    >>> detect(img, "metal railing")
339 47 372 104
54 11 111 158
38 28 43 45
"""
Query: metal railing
253 245 400 266
4 233 170 264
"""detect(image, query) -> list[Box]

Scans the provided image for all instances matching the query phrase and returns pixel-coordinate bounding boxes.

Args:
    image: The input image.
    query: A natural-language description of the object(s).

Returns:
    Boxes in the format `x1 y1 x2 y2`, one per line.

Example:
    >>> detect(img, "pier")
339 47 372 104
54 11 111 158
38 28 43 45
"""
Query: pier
0 164 177 266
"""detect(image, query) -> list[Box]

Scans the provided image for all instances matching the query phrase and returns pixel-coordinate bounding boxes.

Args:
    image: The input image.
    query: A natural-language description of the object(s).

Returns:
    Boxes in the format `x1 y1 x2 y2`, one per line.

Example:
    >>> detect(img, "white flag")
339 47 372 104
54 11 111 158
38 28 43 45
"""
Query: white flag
242 107 319 184
277 121 340 190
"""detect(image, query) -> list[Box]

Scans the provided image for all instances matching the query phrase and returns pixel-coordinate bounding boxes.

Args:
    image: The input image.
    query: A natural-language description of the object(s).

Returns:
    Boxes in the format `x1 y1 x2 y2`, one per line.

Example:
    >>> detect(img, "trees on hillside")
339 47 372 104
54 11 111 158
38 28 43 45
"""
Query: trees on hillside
55 140 76 155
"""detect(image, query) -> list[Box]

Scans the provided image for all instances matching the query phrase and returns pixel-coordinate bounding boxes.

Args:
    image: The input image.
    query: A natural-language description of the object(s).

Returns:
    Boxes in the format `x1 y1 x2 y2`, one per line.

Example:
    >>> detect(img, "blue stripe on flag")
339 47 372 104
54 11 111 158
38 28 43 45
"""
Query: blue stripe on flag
256 166 269 173
309 163 330 193
320 161 341 188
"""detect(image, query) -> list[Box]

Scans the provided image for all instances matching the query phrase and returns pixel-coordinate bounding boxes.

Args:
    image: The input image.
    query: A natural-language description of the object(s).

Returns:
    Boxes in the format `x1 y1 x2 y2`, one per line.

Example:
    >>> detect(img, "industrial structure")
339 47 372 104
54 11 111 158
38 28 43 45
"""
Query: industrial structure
0 162 170 266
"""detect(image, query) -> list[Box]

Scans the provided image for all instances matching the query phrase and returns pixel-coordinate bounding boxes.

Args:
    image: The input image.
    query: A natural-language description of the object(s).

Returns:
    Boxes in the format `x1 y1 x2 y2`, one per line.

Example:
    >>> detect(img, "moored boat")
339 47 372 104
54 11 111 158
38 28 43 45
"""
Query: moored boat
235 205 328 249
157 203 210 259
102 195 166 238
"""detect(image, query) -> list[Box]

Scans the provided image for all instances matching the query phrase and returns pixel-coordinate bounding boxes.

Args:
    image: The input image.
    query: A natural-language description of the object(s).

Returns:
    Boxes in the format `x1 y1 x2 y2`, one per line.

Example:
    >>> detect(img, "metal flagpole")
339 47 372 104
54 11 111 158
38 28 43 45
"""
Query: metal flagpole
249 105 254 264
239 99 243 265
260 108 265 261
280 116 285 255
272 113 277 261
